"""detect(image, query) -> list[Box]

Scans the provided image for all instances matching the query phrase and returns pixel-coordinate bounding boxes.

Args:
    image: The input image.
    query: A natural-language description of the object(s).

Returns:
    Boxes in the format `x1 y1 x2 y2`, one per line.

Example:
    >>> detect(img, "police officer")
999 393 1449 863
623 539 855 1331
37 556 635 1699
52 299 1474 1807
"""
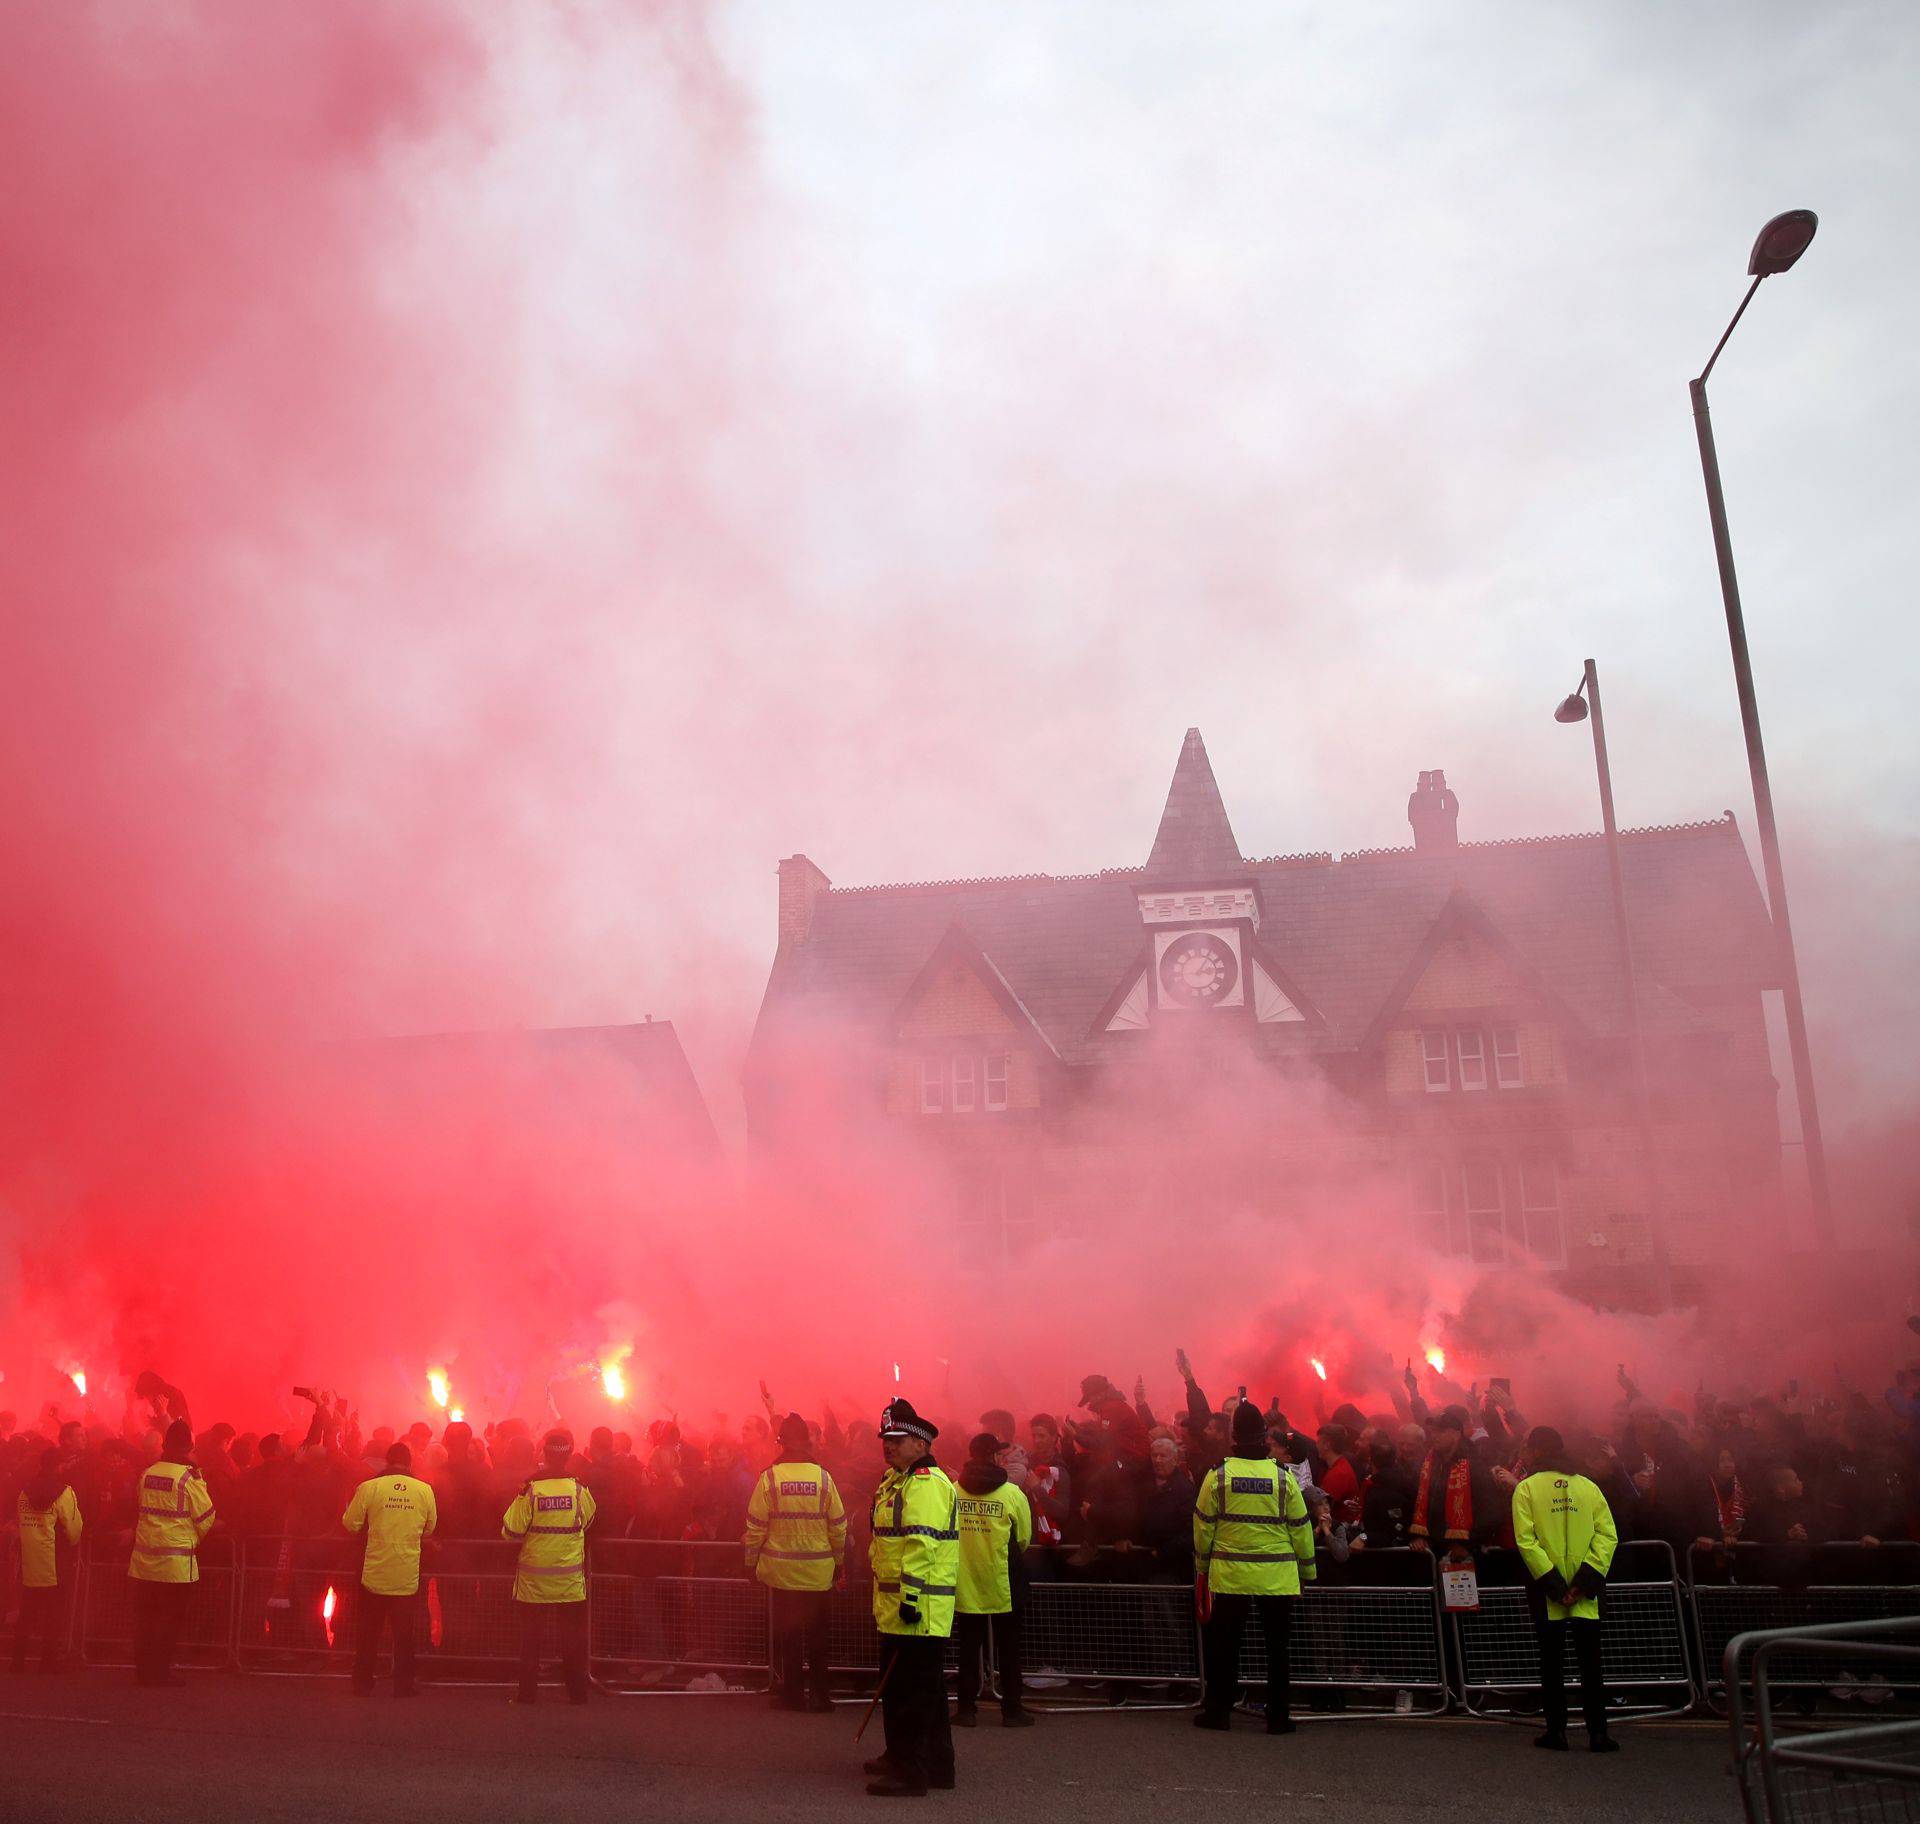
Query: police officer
864 1398 958 1798
12 1446 83 1673
953 1431 1034 1727
502 1427 597 1705
1192 1399 1315 1733
1512 1426 1619 1752
746 1411 847 1711
129 1419 217 1687
342 1440 439 1697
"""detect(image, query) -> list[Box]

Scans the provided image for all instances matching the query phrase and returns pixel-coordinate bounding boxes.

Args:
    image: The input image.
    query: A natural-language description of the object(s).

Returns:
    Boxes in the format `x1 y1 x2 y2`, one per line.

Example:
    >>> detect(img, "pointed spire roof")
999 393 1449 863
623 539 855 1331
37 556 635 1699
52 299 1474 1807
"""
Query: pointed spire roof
1142 728 1245 885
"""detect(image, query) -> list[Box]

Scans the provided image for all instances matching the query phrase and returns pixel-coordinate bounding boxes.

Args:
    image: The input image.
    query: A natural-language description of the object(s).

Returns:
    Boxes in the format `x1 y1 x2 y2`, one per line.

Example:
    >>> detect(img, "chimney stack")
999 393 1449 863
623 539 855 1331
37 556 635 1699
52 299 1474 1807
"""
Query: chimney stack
777 854 831 949
1407 770 1460 852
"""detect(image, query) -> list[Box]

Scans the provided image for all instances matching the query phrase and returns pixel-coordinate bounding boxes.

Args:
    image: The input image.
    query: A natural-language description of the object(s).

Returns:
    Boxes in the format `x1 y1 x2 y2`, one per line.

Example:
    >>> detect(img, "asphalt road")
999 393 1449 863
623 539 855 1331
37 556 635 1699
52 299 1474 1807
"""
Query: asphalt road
0 1671 1739 1824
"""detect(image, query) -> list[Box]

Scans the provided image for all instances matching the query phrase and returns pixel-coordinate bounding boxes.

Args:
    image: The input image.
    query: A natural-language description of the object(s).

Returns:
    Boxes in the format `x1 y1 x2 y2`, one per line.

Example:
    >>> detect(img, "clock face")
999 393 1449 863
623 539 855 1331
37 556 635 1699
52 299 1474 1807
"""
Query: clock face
1157 932 1239 1008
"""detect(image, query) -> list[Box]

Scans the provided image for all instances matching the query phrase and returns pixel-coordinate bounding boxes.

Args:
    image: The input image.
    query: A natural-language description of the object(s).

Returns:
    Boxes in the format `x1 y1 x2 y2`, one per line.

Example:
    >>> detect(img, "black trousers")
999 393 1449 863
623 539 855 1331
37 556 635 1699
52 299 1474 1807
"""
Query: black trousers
516 1599 589 1702
768 1587 831 1705
1200 1593 1293 1722
11 1584 68 1671
353 1588 418 1694
1538 1616 1608 1739
954 1609 1023 1716
878 1634 954 1791
132 1579 191 1686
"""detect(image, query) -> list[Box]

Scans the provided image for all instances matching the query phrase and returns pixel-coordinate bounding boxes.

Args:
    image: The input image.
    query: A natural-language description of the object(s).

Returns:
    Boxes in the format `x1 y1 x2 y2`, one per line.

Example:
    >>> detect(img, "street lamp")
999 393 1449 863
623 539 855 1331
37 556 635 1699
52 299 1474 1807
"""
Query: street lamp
1556 661 1672 1310
1690 208 1833 1248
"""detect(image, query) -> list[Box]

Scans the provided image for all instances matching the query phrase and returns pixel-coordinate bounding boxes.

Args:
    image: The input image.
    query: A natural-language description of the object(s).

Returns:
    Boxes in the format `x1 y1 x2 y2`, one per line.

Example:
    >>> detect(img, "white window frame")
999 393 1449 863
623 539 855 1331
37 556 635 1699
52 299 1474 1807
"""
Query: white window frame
1409 1160 1456 1252
1519 1157 1564 1265
1493 1026 1522 1089
1461 1160 1506 1264
983 1053 1008 1112
1420 1030 1451 1093
951 1053 976 1113
919 1056 945 1114
1455 1028 1488 1091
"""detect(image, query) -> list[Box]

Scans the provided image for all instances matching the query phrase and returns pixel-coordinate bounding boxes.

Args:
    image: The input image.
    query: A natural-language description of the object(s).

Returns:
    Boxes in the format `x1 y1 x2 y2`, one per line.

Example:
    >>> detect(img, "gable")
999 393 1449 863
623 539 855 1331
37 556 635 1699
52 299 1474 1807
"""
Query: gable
1400 931 1540 1017
896 958 1019 1040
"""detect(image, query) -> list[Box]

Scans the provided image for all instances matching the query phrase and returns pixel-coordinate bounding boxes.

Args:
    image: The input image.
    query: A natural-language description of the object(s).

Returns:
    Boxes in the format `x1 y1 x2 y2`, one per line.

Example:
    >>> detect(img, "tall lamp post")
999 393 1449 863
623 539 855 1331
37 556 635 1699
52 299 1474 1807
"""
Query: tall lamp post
1556 663 1672 1310
1690 208 1833 1248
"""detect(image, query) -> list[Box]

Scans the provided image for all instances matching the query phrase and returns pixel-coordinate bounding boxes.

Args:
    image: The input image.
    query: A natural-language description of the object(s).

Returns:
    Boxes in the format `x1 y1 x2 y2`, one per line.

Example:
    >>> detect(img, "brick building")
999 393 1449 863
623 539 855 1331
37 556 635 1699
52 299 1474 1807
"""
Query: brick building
746 730 1783 1308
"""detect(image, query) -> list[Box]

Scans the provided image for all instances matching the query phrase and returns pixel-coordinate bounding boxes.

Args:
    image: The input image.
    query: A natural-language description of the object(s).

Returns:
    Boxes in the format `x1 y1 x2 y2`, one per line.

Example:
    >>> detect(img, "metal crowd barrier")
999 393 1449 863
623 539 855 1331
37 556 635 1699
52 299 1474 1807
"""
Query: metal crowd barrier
589 1540 768 1692
1235 1551 1448 1718
1694 1544 1920 1716
78 1537 237 1670
1454 1540 1695 1721
1727 1616 1920 1824
1021 1577 1199 1709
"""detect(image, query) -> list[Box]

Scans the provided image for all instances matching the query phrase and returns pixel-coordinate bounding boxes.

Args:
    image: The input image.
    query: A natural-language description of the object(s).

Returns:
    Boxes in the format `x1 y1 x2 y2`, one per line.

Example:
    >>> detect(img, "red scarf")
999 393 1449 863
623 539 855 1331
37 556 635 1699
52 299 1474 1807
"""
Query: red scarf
1411 1452 1473 1543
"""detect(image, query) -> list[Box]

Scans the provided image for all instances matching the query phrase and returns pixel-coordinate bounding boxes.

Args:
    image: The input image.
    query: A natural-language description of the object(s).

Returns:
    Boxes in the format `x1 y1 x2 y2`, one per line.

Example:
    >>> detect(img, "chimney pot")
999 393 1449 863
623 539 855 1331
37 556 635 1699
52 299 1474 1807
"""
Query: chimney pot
1408 770 1460 852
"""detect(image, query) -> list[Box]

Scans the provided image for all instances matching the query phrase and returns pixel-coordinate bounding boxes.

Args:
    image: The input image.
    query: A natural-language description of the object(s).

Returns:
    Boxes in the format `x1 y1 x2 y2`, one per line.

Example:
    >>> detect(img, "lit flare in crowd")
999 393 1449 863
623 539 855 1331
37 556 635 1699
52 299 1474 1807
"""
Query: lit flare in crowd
1309 1357 1328 1382
892 1361 901 1383
1424 1345 1447 1374
600 1344 633 1403
68 1366 87 1397
321 1584 337 1648
427 1366 450 1410
448 1407 465 1425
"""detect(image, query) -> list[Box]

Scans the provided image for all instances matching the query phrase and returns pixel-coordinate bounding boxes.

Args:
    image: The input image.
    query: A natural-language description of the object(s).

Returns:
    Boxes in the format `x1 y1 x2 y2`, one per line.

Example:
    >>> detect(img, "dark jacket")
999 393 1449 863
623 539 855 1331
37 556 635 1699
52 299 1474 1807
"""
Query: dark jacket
1361 1461 1419 1549
1412 1446 1502 1550
1139 1469 1196 1578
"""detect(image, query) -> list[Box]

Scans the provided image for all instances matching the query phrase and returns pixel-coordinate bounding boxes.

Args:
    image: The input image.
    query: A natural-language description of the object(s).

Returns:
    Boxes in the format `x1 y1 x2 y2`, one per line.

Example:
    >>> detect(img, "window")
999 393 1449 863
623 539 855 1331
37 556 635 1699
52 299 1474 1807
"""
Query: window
984 1054 1008 1111
919 1056 945 1114
1455 1029 1487 1091
1519 1158 1563 1264
951 1053 976 1113
918 1053 1012 1115
1462 1161 1506 1264
1410 1161 1463 1254
1494 1026 1522 1089
1420 1030 1450 1092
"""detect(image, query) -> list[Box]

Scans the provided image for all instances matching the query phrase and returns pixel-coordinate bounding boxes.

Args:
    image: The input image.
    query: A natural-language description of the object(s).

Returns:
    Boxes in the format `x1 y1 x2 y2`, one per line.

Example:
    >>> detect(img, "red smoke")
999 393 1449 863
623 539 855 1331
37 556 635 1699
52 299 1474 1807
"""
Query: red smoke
1 5 1914 1442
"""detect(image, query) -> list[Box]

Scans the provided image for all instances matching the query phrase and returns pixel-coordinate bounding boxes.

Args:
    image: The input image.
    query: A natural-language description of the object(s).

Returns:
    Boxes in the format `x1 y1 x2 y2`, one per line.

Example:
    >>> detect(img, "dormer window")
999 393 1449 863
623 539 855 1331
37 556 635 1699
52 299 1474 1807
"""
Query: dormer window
919 1053 1012 1115
1493 1026 1522 1088
1455 1029 1488 1091
1419 1026 1526 1092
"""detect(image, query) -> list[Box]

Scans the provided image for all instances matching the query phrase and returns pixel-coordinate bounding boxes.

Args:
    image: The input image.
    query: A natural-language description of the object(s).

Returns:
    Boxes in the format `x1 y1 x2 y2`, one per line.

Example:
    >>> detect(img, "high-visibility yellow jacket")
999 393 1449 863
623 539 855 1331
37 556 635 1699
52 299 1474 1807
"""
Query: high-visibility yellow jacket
1512 1470 1618 1621
16 1486 83 1589
1193 1455 1315 1597
343 1473 439 1597
502 1476 596 1603
130 1459 216 1584
744 1459 847 1592
955 1474 1032 1615
869 1460 959 1638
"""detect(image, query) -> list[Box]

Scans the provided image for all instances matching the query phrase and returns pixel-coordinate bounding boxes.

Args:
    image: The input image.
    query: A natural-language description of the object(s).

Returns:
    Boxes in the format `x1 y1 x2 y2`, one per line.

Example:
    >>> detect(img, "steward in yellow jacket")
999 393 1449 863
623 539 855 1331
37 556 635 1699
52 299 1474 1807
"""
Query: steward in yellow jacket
748 1412 846 1711
954 1430 1035 1725
1193 1400 1314 1734
1512 1426 1618 1752
502 1429 596 1705
863 1398 958 1797
130 1420 216 1687
11 1447 82 1673
343 1441 438 1697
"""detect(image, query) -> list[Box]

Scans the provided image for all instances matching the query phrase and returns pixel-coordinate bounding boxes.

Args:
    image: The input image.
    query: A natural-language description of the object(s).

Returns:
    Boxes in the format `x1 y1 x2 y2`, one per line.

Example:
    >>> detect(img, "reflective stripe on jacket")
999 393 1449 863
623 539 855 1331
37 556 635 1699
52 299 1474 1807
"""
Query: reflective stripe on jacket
17 1487 83 1589
869 1461 959 1638
130 1460 215 1585
502 1476 597 1603
955 1479 1032 1615
744 1460 847 1591
1512 1471 1618 1620
1193 1455 1315 1597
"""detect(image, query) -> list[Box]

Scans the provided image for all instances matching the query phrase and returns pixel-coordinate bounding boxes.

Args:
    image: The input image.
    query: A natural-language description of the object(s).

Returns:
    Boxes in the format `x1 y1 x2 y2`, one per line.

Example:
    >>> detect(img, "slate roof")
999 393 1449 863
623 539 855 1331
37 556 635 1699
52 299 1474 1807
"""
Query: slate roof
750 737 1779 1072
1141 727 1246 886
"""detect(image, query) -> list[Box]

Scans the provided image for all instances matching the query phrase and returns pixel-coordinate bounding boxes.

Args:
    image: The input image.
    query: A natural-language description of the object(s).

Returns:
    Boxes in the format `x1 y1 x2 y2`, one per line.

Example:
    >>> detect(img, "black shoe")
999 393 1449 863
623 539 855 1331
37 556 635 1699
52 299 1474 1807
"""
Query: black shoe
929 1773 955 1791
866 1777 928 1798
778 1693 807 1711
952 1707 977 1727
1534 1730 1569 1751
1590 1735 1620 1754
807 1695 836 1713
863 1757 901 1777
1266 1717 1296 1736
1002 1709 1037 1727
1193 1712 1231 1731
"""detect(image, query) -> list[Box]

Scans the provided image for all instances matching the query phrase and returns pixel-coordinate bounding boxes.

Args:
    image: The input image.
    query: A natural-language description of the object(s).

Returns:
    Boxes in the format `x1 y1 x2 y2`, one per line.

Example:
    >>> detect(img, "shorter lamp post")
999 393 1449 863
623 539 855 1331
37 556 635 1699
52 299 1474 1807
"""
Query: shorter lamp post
1556 661 1673 1309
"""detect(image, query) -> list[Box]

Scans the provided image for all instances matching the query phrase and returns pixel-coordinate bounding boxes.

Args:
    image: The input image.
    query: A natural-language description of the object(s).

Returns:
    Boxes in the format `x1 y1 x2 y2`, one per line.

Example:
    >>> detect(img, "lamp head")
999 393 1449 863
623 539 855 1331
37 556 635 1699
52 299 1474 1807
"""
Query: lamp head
1554 693 1589 725
1748 210 1818 278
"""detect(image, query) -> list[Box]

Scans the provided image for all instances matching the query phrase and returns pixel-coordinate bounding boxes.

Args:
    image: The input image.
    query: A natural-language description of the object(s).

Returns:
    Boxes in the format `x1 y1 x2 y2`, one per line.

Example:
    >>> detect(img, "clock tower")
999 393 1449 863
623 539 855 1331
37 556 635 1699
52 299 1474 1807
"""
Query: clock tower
1100 727 1309 1032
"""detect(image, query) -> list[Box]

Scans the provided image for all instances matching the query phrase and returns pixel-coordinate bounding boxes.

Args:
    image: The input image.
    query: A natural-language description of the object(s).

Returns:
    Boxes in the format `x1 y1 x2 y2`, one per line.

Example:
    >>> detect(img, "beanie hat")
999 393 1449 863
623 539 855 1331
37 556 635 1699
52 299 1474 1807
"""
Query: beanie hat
1231 1401 1268 1451
1432 1405 1471 1435
778 1412 812 1454
968 1431 1003 1464
163 1420 194 1457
